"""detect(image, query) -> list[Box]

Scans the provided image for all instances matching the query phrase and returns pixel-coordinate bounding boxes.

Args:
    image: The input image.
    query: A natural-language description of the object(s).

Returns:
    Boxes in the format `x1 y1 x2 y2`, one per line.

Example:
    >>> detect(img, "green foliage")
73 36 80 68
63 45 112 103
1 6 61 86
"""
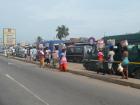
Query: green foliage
36 36 43 43
56 25 69 40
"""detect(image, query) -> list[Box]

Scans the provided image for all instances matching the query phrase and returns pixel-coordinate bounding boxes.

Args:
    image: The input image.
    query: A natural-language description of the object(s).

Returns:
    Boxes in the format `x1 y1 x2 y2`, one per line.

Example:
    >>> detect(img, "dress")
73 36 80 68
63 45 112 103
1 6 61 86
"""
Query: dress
39 50 45 66
60 53 67 71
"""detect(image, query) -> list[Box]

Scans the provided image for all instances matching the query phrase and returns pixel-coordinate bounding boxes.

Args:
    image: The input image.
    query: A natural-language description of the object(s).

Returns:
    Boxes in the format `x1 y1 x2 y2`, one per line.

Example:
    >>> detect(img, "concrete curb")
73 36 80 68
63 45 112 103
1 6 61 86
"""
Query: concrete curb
67 69 140 89
6 56 140 89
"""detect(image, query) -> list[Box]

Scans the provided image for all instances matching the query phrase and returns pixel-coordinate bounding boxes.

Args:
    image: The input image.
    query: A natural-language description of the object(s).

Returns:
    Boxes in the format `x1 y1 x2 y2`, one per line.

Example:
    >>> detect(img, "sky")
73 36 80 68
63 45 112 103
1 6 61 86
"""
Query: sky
0 0 140 43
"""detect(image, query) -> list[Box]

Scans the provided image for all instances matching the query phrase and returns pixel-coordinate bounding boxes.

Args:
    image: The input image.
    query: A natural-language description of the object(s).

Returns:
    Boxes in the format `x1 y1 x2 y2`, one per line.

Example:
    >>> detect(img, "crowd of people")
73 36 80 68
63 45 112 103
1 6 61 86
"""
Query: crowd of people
23 46 68 72
97 46 129 79
7 40 130 79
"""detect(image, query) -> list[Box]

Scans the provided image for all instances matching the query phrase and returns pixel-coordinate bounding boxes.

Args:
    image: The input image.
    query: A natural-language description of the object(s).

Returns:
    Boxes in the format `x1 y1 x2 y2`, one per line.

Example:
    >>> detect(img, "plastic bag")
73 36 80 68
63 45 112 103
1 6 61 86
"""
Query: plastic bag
117 63 123 72
121 40 128 47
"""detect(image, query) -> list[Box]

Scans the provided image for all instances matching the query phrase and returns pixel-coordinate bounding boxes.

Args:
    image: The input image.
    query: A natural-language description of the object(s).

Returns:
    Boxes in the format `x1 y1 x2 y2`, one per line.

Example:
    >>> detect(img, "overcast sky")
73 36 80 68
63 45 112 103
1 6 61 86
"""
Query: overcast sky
0 0 140 43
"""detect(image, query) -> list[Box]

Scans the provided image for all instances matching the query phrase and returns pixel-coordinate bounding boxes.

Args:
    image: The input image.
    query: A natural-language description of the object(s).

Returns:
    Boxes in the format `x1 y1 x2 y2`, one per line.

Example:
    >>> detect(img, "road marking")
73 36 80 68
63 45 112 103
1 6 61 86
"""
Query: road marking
8 62 14 65
5 74 50 105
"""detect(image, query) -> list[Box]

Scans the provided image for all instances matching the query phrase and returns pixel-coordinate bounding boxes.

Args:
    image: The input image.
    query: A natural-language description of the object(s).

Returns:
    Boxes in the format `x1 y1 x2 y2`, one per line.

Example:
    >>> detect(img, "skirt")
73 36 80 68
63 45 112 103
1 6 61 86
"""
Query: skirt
40 58 45 66
60 63 67 71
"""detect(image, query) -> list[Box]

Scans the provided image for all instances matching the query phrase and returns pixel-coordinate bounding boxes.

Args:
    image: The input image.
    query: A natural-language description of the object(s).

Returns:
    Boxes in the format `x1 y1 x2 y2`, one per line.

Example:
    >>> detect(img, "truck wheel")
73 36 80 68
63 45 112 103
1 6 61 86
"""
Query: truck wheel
134 69 140 79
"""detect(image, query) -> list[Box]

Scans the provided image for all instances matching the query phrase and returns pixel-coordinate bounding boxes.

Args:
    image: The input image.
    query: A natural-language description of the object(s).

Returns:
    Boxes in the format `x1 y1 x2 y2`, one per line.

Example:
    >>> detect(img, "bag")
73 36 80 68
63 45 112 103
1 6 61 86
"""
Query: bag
121 40 128 47
122 57 129 65
117 63 123 72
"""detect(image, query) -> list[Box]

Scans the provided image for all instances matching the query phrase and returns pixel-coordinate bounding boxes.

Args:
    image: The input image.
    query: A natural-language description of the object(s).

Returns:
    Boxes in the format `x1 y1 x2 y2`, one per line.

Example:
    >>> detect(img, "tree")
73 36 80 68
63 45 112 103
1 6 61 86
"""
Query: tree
56 25 69 40
36 36 43 44
36 36 43 49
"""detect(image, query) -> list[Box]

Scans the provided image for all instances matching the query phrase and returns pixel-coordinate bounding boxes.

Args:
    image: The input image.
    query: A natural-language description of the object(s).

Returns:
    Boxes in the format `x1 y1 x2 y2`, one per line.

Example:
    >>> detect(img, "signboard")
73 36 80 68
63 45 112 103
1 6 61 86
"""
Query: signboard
3 28 16 46
107 39 115 46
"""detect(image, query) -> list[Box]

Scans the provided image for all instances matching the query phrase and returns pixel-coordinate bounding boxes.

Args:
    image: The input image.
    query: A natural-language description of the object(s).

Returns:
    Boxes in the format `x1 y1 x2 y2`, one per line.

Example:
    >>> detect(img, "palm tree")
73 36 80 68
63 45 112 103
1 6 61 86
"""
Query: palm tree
36 36 43 49
36 36 43 43
56 25 69 40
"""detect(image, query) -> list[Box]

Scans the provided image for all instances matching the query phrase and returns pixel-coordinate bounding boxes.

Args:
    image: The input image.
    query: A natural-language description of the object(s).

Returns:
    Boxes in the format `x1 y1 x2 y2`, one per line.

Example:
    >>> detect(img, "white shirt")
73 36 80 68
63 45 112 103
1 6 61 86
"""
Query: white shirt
31 48 37 55
24 49 27 54
45 49 51 58
108 51 115 61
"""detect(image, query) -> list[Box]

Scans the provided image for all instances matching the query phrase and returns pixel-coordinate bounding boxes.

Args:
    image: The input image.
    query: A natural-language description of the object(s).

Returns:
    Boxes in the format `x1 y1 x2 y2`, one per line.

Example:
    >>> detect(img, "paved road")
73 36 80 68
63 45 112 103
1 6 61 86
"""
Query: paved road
0 56 140 105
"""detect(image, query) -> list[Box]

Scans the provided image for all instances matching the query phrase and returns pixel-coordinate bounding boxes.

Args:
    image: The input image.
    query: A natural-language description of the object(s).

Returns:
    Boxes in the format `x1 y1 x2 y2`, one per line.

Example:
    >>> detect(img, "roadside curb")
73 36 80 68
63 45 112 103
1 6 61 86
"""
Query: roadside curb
67 69 140 89
6 56 140 89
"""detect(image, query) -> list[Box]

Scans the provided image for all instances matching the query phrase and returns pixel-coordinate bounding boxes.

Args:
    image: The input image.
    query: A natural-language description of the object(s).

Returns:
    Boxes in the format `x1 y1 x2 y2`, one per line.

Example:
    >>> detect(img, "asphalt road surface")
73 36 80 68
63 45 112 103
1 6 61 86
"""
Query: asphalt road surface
0 56 140 105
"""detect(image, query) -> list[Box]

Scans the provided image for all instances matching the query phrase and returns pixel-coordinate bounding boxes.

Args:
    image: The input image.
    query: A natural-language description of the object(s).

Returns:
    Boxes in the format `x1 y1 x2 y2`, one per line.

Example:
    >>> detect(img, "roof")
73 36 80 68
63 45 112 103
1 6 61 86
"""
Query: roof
103 33 140 44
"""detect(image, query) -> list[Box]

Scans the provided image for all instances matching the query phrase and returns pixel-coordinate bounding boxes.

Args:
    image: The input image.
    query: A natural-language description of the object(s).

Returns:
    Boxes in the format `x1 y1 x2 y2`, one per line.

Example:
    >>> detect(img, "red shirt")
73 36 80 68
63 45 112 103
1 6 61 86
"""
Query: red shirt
98 51 104 61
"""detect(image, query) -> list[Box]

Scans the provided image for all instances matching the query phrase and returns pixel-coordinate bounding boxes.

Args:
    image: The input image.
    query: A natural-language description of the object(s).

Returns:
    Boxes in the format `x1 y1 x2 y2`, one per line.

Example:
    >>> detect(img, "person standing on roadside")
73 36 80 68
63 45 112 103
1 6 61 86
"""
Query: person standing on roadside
121 47 129 79
60 49 67 72
12 47 15 56
107 46 115 74
97 49 105 74
31 47 37 63
30 48 33 63
39 48 45 68
24 48 27 62
45 47 51 67
27 48 31 63
52 47 59 68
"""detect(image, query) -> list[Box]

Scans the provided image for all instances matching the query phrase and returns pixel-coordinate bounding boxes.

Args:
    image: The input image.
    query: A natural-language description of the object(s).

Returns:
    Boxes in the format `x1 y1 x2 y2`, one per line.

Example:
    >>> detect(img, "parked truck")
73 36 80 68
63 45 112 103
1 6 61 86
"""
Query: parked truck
66 43 92 63
83 33 140 79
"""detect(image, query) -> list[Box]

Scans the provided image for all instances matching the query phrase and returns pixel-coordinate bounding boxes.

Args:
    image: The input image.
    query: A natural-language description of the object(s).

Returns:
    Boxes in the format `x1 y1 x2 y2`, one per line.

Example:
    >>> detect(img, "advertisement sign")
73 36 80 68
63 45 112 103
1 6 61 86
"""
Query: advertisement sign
107 39 115 46
3 28 16 46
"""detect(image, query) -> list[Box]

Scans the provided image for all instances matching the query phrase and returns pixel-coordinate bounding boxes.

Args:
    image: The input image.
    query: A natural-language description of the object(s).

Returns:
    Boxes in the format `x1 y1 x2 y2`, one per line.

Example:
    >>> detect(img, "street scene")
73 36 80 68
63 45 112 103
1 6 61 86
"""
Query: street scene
0 56 140 105
0 0 140 105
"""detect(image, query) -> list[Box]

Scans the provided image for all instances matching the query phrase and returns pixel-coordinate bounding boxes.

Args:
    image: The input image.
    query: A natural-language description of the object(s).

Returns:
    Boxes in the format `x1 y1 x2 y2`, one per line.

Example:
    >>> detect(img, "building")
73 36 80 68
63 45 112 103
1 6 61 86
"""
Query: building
3 28 16 46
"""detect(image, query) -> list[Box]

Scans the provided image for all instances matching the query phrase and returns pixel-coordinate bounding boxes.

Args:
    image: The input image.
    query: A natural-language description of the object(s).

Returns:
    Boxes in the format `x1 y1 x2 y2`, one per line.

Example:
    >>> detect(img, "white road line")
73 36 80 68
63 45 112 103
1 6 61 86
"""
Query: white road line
5 74 50 105
8 62 13 65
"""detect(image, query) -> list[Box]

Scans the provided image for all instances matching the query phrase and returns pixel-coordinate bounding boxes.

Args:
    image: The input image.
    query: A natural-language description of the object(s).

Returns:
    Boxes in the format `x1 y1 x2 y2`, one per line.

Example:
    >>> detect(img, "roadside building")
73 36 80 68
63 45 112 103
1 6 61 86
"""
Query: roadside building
3 28 16 47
